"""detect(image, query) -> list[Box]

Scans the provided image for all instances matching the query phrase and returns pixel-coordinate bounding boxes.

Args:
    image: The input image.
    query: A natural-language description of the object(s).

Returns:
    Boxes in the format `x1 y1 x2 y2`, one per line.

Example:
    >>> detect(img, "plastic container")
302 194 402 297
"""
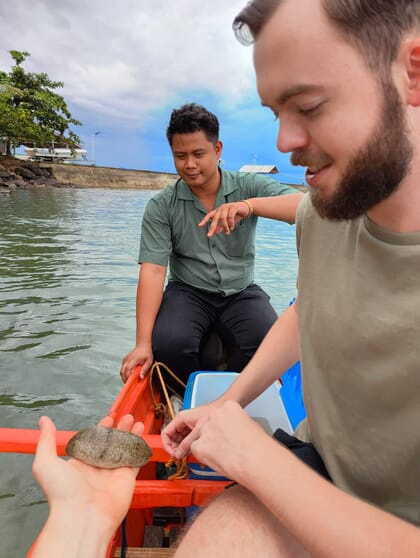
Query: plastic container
183 371 294 479
280 361 306 430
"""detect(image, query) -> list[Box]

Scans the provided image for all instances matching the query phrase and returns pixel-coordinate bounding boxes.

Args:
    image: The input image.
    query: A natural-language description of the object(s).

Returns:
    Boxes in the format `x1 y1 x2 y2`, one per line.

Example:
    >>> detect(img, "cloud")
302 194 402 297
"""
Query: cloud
0 0 254 127
0 0 306 183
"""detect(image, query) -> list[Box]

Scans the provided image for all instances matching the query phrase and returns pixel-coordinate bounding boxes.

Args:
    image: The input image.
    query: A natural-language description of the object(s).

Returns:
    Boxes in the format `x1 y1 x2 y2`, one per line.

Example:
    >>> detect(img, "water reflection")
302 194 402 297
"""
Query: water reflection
38 344 92 359
0 394 70 408
0 190 77 286
21 499 48 508
1 191 79 363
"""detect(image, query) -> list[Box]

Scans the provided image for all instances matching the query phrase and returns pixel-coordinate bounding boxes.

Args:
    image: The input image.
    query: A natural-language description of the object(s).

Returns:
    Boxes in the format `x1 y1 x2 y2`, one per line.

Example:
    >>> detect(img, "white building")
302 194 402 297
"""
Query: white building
239 165 279 174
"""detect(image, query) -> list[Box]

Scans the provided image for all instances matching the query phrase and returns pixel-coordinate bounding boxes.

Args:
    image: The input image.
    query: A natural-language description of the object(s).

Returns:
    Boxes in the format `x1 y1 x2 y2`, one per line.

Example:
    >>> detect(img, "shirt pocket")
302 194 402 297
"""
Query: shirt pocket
222 221 253 258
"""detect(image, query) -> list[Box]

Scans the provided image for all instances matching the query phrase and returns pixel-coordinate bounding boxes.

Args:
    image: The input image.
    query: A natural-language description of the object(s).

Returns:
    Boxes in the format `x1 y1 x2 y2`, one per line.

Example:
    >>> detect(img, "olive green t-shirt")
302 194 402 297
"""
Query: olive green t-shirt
296 193 420 525
139 169 295 296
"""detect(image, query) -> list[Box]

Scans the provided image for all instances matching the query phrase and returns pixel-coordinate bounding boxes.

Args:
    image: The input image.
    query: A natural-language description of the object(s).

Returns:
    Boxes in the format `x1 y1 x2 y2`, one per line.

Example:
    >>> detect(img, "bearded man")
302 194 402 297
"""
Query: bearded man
162 0 420 556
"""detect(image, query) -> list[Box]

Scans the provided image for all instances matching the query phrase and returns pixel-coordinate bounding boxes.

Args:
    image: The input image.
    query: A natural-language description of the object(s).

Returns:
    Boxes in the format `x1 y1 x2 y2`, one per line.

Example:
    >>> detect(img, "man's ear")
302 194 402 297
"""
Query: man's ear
405 40 420 106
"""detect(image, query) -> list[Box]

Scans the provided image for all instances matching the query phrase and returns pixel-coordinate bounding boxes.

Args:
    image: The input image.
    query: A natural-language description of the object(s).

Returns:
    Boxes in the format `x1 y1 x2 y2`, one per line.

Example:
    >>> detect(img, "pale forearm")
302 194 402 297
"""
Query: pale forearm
242 437 420 558
248 192 303 224
32 506 114 558
135 264 166 345
222 302 300 407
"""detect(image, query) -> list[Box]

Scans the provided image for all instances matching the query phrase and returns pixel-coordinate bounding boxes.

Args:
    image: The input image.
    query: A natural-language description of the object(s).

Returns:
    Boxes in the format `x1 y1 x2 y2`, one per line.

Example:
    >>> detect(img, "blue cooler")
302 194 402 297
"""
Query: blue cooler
183 371 295 480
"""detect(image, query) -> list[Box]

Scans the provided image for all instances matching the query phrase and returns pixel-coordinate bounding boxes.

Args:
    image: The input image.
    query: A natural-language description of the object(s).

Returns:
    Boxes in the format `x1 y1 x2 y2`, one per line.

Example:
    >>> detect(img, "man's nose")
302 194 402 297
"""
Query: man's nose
276 117 310 154
185 156 197 168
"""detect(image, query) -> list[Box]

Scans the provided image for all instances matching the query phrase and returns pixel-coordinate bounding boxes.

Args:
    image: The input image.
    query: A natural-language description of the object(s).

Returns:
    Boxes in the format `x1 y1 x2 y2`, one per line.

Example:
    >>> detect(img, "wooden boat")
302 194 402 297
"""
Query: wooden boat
0 361 304 557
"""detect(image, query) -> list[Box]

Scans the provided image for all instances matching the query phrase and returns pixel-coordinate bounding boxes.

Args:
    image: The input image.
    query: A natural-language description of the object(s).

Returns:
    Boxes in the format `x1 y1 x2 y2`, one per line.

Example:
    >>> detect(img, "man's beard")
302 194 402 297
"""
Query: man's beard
293 82 413 220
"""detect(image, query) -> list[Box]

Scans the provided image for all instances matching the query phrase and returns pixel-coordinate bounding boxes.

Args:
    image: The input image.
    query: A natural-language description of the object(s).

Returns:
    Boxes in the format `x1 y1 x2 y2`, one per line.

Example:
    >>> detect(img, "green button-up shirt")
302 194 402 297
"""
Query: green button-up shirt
139 169 295 296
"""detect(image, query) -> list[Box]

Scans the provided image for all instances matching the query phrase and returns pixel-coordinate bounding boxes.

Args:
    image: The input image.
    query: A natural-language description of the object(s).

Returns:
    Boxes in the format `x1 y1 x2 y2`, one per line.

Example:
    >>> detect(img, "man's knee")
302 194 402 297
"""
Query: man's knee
173 486 258 549
173 485 309 557
221 288 277 346
153 321 199 355
153 329 181 355
186 485 271 530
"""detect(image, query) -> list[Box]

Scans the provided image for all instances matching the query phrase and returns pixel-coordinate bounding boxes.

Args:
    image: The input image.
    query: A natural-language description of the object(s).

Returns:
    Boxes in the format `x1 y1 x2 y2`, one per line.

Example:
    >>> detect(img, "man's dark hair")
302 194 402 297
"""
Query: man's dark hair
233 0 420 79
166 103 219 146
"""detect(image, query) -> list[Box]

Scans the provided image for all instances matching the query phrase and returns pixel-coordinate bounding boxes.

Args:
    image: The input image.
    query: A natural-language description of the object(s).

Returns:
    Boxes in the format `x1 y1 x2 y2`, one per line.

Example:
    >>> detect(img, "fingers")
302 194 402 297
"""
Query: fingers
131 421 145 437
119 352 139 382
98 415 145 437
120 362 137 383
139 359 152 379
200 202 248 237
207 215 229 238
161 418 201 460
33 416 57 477
161 419 190 455
206 208 243 237
120 351 153 383
161 429 185 455
198 212 214 227
172 428 199 460
120 360 130 382
120 360 133 383
98 416 114 428
116 414 134 431
36 416 57 457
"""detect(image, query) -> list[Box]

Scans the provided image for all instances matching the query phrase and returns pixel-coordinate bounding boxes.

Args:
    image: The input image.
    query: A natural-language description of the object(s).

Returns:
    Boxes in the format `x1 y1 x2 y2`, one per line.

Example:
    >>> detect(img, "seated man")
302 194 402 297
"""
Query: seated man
120 103 302 393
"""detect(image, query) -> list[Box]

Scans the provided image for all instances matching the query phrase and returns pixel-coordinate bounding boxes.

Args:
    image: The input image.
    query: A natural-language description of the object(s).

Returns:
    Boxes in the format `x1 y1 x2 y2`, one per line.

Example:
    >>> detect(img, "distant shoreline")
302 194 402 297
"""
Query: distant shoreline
43 162 306 191
41 162 179 190
0 155 305 192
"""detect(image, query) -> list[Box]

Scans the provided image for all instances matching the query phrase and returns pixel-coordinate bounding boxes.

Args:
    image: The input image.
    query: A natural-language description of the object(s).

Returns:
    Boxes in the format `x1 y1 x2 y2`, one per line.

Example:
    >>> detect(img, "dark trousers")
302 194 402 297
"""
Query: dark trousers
152 282 277 393
273 429 331 480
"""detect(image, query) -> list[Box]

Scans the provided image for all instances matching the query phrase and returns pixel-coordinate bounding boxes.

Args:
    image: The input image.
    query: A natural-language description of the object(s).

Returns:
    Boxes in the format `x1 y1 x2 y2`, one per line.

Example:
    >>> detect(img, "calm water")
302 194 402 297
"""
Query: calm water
0 187 298 557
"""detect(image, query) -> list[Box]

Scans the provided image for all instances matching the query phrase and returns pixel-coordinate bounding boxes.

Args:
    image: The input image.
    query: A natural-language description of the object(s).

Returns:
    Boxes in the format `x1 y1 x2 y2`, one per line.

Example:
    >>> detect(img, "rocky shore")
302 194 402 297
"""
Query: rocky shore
0 155 306 192
0 155 70 190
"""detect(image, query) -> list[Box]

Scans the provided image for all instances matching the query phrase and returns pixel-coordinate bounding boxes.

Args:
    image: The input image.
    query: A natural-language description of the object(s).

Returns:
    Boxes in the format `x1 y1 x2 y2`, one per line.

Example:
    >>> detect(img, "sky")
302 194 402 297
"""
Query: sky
0 0 306 185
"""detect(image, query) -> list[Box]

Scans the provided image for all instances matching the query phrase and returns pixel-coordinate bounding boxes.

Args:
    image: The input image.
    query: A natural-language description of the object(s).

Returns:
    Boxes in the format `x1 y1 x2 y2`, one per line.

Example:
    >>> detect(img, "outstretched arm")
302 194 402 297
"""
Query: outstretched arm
120 262 167 382
31 415 143 558
189 402 420 558
199 192 303 237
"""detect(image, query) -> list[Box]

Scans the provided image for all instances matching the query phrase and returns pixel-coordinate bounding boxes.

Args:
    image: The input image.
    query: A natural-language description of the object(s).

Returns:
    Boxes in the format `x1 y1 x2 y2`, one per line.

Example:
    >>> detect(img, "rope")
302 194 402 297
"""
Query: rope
165 455 189 480
148 361 186 417
148 361 190 480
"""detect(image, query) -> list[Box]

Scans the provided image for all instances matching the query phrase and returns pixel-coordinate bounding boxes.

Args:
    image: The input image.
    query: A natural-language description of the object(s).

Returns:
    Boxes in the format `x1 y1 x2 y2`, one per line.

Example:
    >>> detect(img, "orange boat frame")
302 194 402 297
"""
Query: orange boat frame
0 370 230 556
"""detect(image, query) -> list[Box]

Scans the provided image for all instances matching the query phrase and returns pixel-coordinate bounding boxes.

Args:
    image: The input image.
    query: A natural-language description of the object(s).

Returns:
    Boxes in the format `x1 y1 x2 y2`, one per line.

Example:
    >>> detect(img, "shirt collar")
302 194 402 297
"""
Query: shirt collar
176 169 239 200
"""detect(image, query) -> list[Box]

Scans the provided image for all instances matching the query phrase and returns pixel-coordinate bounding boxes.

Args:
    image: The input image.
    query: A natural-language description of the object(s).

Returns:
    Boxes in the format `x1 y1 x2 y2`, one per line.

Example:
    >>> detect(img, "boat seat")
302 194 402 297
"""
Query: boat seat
199 327 234 371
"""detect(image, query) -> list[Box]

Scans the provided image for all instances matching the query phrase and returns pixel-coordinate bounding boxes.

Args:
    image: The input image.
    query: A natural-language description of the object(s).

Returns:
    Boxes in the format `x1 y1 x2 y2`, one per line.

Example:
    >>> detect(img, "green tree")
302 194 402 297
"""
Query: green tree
0 50 81 155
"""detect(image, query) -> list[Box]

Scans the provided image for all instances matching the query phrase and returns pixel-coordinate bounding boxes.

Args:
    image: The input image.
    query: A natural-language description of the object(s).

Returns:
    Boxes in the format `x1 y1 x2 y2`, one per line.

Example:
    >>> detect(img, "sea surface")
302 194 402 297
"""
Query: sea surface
0 187 298 557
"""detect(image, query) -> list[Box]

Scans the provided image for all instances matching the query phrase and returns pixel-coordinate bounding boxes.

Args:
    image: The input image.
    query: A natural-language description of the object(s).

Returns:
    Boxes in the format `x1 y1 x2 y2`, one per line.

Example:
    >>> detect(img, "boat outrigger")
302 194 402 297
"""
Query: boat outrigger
0 362 304 557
